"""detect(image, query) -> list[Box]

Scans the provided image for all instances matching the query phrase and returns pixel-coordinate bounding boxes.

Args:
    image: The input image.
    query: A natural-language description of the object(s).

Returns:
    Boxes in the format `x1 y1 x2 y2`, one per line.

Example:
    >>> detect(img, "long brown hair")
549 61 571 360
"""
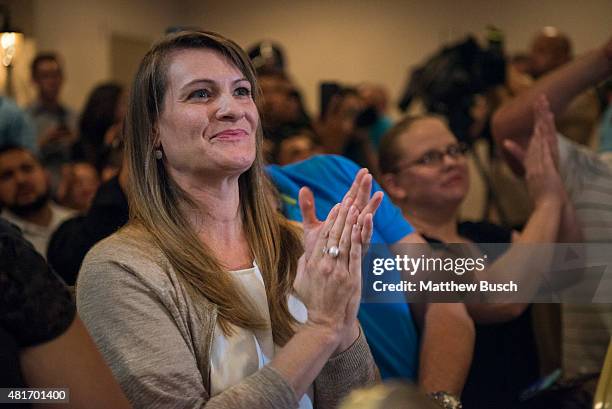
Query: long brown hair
124 30 302 345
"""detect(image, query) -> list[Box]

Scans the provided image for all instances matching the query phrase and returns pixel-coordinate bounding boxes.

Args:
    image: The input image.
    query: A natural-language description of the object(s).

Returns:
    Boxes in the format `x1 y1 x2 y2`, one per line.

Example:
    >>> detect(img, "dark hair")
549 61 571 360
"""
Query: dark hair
271 127 318 163
76 83 124 165
0 144 37 161
320 85 359 120
247 40 285 72
338 86 359 99
256 66 290 81
31 53 61 78
511 53 530 65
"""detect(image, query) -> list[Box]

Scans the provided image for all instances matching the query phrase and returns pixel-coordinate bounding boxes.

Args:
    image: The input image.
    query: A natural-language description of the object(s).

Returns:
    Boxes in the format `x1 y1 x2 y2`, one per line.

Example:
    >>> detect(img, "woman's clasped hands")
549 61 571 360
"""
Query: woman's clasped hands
293 169 383 354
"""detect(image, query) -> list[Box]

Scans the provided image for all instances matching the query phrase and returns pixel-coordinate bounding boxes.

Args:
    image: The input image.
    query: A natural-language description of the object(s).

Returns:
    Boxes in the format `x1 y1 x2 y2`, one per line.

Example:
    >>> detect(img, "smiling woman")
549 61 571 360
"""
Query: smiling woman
157 47 258 180
75 31 379 409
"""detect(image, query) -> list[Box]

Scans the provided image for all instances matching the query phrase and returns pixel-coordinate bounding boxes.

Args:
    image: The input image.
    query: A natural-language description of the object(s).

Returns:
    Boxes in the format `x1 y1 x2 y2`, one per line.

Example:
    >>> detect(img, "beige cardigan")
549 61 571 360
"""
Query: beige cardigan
76 225 378 409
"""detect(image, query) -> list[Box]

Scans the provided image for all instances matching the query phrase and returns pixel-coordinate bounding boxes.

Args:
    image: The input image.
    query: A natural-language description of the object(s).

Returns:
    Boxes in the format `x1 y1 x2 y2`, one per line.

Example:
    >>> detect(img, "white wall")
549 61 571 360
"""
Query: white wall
30 0 187 110
177 0 610 222
4 0 606 222
182 0 612 116
16 0 611 116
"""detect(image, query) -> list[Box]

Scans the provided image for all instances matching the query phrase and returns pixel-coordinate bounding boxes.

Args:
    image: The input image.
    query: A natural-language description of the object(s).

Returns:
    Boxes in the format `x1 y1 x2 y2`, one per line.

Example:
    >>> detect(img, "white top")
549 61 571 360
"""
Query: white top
209 263 313 408
1 202 74 258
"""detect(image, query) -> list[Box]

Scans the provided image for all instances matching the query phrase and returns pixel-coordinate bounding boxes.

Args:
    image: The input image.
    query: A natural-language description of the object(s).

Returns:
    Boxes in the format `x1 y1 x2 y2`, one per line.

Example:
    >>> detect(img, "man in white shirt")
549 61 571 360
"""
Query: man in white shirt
0 145 73 257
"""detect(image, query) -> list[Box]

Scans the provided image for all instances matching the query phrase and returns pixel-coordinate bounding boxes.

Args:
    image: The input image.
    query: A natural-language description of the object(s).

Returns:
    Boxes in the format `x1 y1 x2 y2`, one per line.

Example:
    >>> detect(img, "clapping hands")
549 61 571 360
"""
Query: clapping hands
503 95 566 208
293 168 382 352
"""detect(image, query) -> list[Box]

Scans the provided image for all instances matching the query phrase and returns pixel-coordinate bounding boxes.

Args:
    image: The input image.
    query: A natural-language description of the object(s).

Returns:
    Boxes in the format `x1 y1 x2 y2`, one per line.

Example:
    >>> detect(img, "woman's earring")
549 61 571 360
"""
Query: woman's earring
154 149 163 160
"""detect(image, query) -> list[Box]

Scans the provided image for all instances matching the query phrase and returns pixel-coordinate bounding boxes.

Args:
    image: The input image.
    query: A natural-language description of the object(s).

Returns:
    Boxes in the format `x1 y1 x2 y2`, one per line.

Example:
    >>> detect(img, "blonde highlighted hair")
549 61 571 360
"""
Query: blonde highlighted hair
378 114 449 174
124 30 302 345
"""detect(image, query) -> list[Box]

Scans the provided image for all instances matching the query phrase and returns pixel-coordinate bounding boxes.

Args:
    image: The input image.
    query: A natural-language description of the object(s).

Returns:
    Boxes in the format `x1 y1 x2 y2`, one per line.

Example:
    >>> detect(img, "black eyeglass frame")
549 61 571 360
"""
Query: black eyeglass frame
393 142 469 172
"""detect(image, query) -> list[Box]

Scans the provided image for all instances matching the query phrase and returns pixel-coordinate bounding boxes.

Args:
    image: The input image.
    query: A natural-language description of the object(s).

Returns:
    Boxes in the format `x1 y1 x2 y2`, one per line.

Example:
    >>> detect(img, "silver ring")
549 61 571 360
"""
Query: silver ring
327 246 340 258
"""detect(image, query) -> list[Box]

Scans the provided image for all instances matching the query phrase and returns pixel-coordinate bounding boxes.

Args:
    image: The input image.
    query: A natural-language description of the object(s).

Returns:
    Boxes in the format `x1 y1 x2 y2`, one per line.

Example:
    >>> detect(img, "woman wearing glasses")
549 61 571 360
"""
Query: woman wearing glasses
377 107 580 409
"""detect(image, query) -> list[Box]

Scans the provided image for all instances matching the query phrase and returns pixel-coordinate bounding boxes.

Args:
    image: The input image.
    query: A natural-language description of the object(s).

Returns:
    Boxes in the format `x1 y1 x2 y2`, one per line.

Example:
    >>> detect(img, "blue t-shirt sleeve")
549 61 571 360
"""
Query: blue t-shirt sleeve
323 157 413 243
2 100 38 153
266 165 303 222
267 155 413 244
15 111 37 153
371 177 413 243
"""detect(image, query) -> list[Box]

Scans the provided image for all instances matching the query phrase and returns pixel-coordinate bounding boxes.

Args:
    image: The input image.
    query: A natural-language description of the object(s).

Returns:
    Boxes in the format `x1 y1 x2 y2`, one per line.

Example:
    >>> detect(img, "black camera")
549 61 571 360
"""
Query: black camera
398 32 506 143
319 82 379 129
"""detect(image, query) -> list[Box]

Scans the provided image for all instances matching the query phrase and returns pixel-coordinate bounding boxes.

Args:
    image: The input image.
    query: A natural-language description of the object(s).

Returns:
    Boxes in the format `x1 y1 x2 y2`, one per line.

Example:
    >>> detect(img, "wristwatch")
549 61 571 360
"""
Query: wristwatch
428 391 463 409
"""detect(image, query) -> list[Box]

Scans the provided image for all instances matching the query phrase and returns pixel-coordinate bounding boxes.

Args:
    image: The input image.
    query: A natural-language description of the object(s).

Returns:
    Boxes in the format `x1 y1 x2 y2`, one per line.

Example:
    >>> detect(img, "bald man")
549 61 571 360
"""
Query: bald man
529 28 572 79
529 28 600 147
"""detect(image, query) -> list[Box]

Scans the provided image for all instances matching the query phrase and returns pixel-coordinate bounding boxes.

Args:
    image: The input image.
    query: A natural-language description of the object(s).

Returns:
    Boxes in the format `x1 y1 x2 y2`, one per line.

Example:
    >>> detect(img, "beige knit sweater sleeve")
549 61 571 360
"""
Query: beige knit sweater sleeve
76 232 378 409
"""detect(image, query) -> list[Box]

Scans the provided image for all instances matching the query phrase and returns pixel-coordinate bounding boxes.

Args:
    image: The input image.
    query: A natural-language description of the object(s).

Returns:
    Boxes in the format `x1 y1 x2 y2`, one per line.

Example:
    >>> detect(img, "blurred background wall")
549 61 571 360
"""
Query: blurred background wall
0 0 608 221
0 0 609 114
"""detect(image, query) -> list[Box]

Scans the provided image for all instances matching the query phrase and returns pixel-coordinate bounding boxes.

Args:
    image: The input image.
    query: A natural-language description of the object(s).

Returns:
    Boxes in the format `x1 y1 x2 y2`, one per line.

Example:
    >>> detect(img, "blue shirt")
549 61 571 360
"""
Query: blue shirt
0 97 37 152
267 154 419 380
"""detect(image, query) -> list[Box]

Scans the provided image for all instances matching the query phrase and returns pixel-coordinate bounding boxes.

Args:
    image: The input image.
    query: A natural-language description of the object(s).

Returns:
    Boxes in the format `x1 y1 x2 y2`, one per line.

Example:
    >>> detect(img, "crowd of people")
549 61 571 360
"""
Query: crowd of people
1 26 611 409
